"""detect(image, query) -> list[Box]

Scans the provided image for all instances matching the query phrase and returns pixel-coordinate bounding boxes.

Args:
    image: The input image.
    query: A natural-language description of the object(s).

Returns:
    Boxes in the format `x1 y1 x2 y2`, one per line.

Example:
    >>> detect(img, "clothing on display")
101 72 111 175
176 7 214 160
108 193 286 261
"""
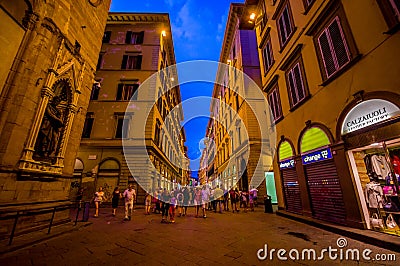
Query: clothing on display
371 154 391 180
365 181 384 209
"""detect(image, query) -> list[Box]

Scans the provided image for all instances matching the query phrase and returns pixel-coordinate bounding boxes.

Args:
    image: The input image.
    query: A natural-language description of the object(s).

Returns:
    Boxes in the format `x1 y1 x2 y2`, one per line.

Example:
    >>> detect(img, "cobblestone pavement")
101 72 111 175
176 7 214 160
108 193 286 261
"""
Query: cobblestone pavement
0 206 399 265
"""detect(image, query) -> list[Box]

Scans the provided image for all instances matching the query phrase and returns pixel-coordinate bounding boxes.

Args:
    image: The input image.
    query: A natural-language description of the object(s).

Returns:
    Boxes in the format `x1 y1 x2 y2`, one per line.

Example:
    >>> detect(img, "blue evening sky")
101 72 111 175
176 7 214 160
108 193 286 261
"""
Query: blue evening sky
110 0 244 175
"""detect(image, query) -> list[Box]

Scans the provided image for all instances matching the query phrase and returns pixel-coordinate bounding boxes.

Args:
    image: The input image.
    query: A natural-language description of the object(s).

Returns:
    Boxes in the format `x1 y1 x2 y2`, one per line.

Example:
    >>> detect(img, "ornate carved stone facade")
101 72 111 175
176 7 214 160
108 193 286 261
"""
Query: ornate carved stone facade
0 0 111 233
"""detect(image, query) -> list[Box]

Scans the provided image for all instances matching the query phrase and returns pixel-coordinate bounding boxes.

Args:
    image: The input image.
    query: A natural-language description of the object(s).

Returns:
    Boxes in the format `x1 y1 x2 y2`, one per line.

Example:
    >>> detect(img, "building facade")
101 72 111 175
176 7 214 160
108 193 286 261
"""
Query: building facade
205 3 272 198
0 0 111 235
76 13 187 203
248 0 400 234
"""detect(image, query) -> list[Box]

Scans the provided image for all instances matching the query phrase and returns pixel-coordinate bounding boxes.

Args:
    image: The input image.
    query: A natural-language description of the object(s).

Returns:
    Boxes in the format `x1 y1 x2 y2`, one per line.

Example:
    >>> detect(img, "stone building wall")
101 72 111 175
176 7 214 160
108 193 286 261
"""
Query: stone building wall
0 0 111 236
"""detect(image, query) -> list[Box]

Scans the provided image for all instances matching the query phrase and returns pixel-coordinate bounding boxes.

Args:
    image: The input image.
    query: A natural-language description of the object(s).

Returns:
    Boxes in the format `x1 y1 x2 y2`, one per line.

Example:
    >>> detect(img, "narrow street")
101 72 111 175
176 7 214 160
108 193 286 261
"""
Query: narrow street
1 206 399 265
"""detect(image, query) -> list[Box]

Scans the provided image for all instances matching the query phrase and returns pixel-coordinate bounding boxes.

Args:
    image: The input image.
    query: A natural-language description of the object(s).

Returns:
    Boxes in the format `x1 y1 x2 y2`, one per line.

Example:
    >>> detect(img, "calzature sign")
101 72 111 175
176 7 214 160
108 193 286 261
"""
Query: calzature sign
341 99 400 135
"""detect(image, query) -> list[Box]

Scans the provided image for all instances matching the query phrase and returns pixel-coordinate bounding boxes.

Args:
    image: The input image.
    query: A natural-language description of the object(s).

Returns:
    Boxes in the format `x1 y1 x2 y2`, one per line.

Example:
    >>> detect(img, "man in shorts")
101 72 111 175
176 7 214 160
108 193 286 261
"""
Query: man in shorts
123 185 136 221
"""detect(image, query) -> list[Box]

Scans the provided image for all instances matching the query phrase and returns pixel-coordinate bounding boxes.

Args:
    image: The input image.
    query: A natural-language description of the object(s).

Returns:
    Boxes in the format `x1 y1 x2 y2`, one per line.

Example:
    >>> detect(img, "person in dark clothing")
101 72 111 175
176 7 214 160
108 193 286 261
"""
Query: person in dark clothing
112 187 121 216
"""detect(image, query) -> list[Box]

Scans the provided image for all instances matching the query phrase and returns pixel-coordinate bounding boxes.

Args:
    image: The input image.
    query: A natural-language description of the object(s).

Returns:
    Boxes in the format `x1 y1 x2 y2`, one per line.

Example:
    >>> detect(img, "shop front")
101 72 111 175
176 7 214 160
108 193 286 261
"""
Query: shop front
300 127 346 224
340 96 400 236
278 139 303 214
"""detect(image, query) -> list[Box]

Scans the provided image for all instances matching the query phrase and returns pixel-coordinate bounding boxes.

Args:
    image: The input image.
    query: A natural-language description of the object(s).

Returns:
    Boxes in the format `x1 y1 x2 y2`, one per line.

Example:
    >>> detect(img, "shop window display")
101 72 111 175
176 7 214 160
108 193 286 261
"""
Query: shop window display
352 141 400 236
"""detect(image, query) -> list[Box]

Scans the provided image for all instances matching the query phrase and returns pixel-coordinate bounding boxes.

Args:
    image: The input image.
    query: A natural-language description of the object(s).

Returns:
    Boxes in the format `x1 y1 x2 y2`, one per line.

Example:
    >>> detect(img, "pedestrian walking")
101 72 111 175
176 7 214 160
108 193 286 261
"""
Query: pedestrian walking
214 185 224 213
111 187 121 216
229 188 238 213
194 187 202 217
176 189 184 217
182 186 189 216
161 189 171 223
93 187 106 217
123 185 136 221
201 185 210 218
169 192 177 223
145 192 152 215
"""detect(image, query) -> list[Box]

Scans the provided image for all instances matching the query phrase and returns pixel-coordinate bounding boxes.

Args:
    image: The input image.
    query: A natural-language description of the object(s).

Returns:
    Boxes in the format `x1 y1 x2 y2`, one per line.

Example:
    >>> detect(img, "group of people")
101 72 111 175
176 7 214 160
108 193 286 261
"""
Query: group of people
93 185 137 221
90 184 259 223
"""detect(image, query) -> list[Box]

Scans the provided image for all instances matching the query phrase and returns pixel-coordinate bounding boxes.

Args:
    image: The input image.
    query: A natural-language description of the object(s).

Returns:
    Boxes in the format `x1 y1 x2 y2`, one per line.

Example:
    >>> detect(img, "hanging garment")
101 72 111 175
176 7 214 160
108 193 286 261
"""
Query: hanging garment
371 154 391 180
365 182 384 209
363 154 374 179
391 155 400 175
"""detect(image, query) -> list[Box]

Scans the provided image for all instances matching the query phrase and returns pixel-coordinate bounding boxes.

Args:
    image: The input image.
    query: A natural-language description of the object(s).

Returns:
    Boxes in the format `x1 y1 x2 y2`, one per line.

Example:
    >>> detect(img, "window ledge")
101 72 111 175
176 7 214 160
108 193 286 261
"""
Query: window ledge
263 61 275 77
319 54 362 87
279 27 298 53
273 115 284 125
384 23 400 35
289 94 311 112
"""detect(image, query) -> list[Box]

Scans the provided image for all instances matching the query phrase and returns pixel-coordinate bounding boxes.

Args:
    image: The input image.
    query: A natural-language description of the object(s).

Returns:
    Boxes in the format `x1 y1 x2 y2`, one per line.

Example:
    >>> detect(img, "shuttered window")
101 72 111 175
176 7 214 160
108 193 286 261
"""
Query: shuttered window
262 39 274 74
377 0 400 30
268 86 282 122
116 84 139 100
277 5 294 47
317 16 350 78
82 113 94 138
121 55 142 70
125 31 144 44
287 62 307 107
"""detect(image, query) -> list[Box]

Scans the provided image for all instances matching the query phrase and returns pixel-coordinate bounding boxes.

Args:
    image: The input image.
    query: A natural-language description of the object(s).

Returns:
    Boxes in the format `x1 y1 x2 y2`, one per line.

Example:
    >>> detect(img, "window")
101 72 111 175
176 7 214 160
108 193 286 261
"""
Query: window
82 112 94 138
308 3 359 82
116 84 139 100
91 82 100 100
155 120 161 146
277 3 295 47
286 60 308 108
125 31 144 44
377 0 400 31
96 54 103 70
317 17 351 79
262 39 274 74
268 86 283 122
103 31 111 43
121 55 142 70
115 114 129 139
303 0 315 10
259 0 268 32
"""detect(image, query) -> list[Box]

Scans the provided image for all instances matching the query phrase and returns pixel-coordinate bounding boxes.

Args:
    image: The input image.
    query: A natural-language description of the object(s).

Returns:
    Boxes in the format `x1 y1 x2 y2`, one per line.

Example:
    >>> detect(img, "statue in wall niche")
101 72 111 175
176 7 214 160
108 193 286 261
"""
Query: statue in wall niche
34 96 65 162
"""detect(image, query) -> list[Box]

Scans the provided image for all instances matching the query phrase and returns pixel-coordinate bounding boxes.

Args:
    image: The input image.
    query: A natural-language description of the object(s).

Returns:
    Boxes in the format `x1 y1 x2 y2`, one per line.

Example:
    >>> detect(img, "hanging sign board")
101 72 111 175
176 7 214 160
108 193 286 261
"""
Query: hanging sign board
341 99 400 135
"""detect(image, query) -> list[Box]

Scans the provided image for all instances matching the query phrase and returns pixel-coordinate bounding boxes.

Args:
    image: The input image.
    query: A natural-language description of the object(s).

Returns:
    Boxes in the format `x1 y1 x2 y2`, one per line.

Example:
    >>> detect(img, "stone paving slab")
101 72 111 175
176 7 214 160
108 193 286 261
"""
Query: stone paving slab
0 206 399 265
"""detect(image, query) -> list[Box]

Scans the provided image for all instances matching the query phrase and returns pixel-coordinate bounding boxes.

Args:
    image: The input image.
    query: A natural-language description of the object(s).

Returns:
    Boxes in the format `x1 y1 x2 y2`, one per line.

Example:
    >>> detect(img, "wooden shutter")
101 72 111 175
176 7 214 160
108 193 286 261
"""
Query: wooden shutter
138 31 144 44
121 55 128 69
377 0 400 29
116 84 123 100
328 18 350 69
318 31 336 77
136 55 142 69
125 31 132 44
287 70 298 105
293 64 305 100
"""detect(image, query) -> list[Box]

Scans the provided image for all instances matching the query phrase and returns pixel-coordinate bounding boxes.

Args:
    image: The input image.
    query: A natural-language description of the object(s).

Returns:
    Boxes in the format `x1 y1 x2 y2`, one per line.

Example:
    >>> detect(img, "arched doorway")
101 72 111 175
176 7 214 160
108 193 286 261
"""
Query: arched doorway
69 158 84 200
96 159 120 202
300 126 346 224
278 139 302 214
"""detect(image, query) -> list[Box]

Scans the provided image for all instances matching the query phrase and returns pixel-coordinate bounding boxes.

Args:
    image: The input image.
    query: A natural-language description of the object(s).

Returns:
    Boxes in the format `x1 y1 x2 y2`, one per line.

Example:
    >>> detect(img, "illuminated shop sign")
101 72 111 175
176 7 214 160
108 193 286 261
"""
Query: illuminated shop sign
279 159 295 169
341 99 400 135
302 148 332 165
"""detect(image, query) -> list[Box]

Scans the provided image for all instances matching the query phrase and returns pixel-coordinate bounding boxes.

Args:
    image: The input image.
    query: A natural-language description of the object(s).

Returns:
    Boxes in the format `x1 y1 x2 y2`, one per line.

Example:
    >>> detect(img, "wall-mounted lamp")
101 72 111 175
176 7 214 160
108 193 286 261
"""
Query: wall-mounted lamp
227 59 231 65
161 30 167 37
250 13 256 20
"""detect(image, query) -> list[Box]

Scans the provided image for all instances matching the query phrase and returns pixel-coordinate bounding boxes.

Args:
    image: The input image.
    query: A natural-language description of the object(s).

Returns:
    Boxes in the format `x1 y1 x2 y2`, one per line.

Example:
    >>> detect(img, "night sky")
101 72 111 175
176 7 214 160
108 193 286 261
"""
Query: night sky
110 0 244 174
